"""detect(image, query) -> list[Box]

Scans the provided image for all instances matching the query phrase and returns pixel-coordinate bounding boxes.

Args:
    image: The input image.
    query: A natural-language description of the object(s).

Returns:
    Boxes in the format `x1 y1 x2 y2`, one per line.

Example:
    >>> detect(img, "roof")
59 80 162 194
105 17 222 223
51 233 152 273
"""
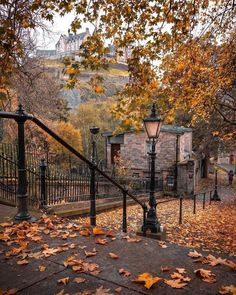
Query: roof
102 125 192 137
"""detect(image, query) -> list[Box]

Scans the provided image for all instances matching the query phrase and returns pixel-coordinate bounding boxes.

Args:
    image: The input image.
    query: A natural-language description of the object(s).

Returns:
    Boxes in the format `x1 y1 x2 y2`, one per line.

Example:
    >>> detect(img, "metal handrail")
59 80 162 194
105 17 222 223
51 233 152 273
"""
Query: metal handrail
0 109 146 210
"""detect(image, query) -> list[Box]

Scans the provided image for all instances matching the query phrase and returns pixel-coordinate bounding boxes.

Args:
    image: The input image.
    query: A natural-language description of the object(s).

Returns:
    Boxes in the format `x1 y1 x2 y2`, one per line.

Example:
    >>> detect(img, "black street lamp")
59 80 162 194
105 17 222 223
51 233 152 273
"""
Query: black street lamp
89 126 100 226
143 104 163 233
211 166 221 201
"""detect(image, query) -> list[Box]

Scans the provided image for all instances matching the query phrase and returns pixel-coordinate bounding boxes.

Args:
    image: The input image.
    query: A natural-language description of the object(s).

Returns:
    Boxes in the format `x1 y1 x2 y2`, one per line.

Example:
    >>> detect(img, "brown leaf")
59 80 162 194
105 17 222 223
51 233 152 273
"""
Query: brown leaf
164 279 187 289
188 250 202 258
95 286 113 295
109 252 119 259
119 268 131 277
106 230 116 237
176 268 186 274
171 272 184 280
158 241 167 248
219 285 236 295
17 259 29 265
115 287 122 293
57 277 69 285
161 266 171 272
96 238 108 245
38 265 46 272
194 268 216 283
73 277 86 284
85 250 97 257
79 229 91 236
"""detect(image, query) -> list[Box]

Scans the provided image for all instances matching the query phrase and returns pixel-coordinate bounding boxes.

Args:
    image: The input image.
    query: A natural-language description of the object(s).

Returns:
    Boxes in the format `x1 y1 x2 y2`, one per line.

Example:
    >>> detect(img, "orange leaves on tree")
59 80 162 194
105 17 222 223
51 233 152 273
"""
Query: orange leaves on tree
194 268 216 283
134 272 162 289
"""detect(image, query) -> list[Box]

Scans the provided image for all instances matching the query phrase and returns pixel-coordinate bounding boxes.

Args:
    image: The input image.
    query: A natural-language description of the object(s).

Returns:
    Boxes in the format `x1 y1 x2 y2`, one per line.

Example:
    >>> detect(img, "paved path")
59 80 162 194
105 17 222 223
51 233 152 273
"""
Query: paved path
0 218 235 295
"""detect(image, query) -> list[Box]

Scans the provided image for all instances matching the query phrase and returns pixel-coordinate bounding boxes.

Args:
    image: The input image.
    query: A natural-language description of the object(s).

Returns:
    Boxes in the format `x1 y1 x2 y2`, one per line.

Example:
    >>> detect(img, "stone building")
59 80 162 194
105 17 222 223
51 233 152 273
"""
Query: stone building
103 125 195 195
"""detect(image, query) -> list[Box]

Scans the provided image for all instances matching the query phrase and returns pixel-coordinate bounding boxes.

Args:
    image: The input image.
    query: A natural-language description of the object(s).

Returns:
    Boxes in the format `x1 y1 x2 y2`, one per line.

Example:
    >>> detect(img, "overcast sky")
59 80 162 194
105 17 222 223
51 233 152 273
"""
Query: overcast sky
36 13 92 50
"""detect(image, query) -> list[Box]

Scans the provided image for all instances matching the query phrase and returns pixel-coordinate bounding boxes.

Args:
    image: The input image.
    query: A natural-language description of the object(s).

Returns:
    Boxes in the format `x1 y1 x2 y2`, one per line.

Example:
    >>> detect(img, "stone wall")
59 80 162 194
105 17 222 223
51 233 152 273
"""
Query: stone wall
177 160 195 195
106 130 192 176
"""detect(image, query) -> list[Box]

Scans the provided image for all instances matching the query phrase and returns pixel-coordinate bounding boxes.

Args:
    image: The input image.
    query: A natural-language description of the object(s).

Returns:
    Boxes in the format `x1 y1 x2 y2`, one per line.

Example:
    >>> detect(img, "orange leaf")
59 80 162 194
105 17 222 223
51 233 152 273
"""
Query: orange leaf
85 250 97 257
109 252 119 259
73 277 86 284
161 266 171 272
219 285 236 294
17 259 29 265
188 250 202 258
119 268 131 277
164 279 187 289
115 287 122 293
38 265 46 272
194 268 216 283
57 277 69 285
96 238 107 245
93 227 105 235
134 272 162 289
176 268 186 274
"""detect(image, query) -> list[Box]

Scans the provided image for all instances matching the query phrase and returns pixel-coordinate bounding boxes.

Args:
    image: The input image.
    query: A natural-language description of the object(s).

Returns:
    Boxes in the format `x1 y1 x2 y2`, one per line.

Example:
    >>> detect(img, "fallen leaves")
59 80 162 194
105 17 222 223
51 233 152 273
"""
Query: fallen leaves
96 238 108 245
194 268 216 283
57 277 69 285
188 250 202 258
134 272 162 289
64 256 100 275
219 285 236 295
38 265 46 272
108 252 119 259
95 286 113 295
73 277 86 284
85 248 97 257
17 259 29 265
164 279 188 289
118 268 131 277
93 227 105 236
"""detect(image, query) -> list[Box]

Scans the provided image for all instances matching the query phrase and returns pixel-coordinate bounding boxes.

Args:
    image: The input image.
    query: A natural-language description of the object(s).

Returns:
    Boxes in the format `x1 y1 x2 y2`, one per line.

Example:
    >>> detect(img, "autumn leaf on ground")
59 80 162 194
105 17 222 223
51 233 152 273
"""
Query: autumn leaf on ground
115 287 122 293
85 249 97 257
161 266 171 272
17 259 29 265
219 285 236 295
95 286 113 295
164 279 188 289
96 238 108 245
0 222 13 227
119 268 131 277
57 277 69 285
176 268 186 274
79 229 91 236
194 268 216 283
0 233 10 241
93 227 106 235
109 252 119 259
106 230 116 237
134 272 162 289
188 250 202 258
38 265 46 272
3 288 18 294
73 277 86 284
158 241 167 248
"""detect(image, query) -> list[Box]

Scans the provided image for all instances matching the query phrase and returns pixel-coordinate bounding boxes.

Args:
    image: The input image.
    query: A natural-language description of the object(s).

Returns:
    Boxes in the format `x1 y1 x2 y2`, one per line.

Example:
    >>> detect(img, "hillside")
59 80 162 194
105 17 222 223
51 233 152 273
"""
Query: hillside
42 59 129 108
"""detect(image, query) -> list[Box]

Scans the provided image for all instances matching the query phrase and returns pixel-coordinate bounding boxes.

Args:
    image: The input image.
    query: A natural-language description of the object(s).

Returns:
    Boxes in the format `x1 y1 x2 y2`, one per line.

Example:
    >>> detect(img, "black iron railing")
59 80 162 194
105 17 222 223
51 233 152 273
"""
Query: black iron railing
0 105 147 234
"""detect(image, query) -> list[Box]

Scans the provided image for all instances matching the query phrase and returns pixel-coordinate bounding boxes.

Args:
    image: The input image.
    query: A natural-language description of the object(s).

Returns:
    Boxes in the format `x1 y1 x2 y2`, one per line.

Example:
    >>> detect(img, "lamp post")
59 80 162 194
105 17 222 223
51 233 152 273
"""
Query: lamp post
211 166 221 201
89 126 100 226
143 104 163 233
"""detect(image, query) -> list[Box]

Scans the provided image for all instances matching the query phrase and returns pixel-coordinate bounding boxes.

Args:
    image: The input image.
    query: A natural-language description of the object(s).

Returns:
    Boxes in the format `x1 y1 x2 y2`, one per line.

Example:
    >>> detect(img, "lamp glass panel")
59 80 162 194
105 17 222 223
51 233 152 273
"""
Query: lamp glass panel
144 121 161 138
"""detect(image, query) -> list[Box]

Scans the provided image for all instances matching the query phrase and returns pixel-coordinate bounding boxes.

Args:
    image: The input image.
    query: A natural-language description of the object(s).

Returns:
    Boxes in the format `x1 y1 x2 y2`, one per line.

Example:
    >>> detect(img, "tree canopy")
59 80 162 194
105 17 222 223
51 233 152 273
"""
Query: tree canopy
1 0 235 131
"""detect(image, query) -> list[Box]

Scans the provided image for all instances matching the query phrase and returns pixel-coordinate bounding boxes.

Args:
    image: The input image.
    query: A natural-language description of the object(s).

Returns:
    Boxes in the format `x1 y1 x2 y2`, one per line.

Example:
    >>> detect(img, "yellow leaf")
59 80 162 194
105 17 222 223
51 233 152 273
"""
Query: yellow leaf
134 272 162 289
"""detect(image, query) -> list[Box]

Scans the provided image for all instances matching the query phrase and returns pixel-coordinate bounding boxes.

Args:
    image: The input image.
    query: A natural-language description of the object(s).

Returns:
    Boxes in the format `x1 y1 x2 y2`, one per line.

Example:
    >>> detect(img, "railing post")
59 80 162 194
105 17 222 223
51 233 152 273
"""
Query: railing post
179 195 183 224
193 194 196 214
203 192 206 209
90 165 96 226
40 159 47 209
14 104 35 222
142 206 147 237
122 190 127 233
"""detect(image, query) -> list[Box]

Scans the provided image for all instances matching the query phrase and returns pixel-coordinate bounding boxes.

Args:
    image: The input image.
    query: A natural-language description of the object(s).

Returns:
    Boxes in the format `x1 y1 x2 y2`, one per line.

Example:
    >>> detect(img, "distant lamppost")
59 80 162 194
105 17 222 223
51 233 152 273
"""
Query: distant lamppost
143 104 163 233
89 126 100 226
211 166 221 201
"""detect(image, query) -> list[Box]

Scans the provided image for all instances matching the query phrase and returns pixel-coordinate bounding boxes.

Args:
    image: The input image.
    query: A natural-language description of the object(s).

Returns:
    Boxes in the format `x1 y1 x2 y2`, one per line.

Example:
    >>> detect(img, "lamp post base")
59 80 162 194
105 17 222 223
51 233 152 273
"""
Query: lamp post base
14 212 37 223
137 227 166 240
211 190 221 201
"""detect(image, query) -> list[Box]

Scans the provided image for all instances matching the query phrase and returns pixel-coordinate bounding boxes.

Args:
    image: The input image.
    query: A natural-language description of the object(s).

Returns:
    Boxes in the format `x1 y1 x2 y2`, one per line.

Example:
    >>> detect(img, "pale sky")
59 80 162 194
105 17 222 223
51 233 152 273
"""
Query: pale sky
36 13 92 50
